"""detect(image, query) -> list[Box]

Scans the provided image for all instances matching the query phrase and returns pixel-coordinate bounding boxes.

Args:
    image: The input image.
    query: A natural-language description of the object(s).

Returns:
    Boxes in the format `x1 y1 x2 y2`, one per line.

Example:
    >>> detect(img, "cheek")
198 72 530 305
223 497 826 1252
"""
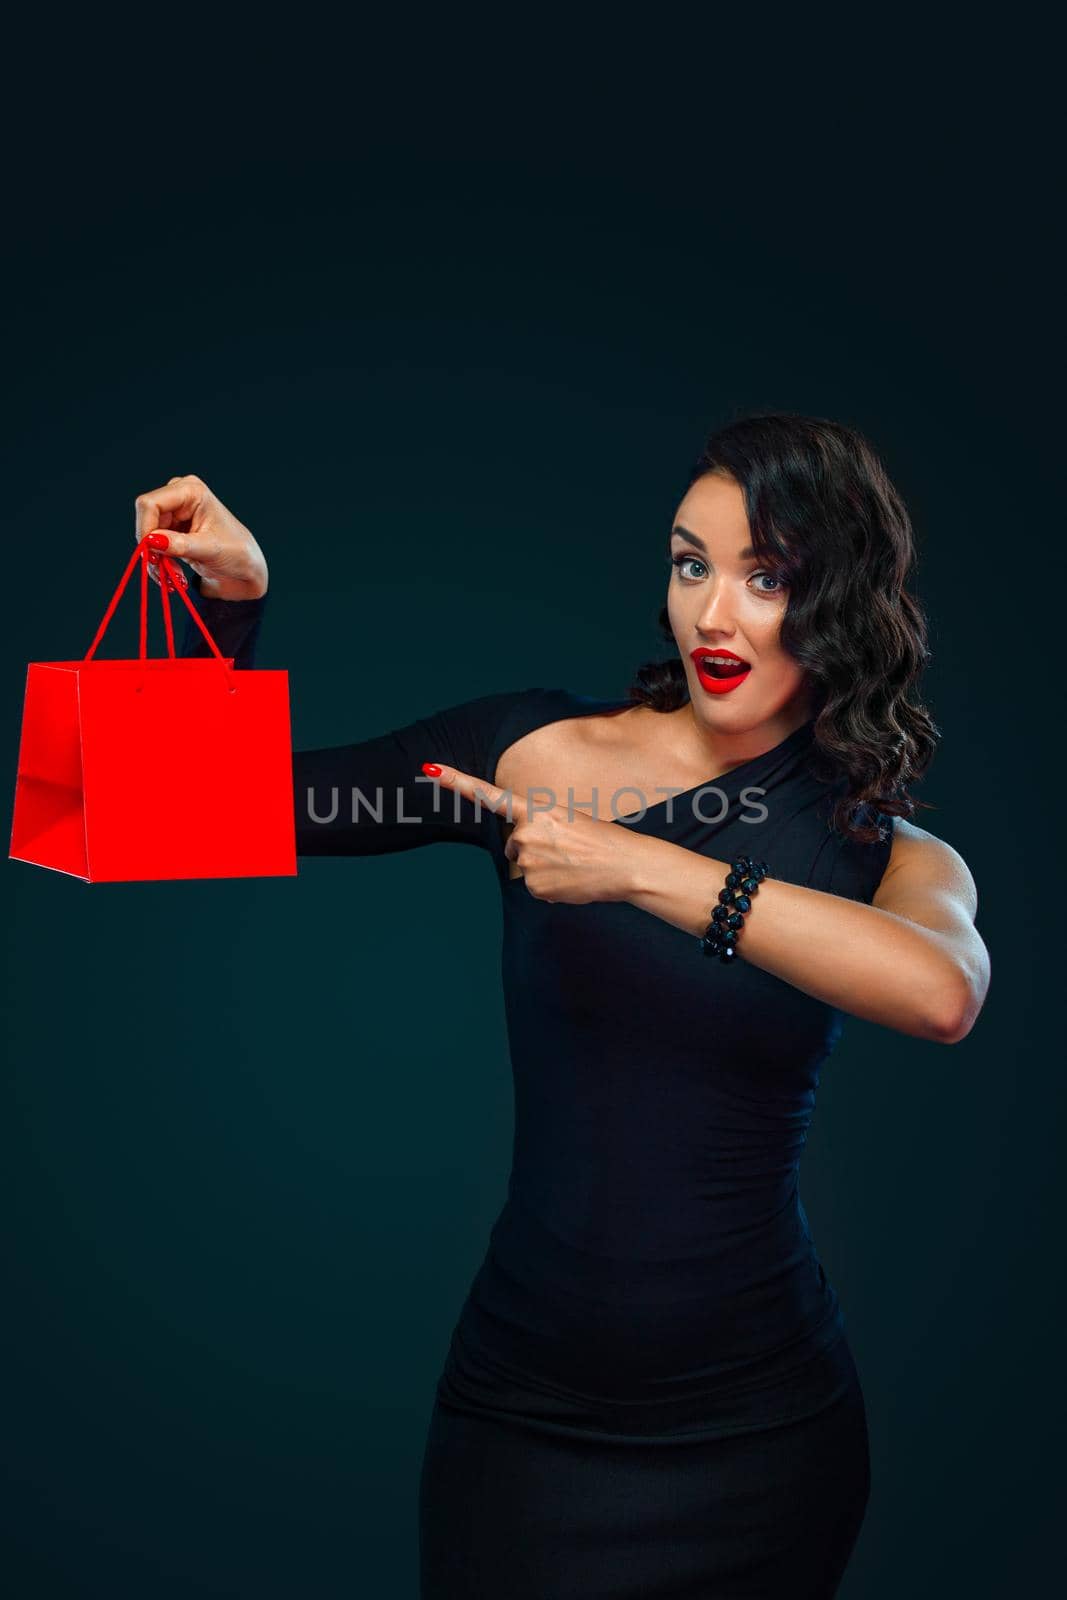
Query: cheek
762 642 807 695
751 616 803 677
752 603 791 649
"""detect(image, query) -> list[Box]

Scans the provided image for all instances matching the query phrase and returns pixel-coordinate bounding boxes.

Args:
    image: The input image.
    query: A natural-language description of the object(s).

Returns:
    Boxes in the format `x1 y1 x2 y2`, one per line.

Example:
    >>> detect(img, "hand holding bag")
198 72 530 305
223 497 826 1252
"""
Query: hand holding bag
9 539 297 883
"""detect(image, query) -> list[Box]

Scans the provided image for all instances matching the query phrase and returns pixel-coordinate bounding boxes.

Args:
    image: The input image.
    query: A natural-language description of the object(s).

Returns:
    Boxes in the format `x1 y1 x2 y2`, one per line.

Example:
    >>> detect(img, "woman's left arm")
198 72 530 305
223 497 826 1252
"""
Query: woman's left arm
622 819 990 1044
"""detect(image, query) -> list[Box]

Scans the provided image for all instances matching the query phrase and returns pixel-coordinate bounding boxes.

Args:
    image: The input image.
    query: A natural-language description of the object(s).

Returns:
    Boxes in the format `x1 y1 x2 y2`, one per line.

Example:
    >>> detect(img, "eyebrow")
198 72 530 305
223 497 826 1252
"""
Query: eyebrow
668 525 756 560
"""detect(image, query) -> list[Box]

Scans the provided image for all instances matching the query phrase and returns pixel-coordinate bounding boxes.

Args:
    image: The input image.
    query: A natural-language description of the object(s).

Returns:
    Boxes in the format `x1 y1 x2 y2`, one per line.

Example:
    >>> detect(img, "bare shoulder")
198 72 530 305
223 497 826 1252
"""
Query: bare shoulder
496 699 640 781
494 700 688 819
880 816 978 917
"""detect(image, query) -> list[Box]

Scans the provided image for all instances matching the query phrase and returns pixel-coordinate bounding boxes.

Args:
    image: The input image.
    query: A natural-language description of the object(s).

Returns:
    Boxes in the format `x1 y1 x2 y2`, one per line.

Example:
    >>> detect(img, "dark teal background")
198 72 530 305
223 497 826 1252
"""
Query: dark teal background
2 19 1059 1598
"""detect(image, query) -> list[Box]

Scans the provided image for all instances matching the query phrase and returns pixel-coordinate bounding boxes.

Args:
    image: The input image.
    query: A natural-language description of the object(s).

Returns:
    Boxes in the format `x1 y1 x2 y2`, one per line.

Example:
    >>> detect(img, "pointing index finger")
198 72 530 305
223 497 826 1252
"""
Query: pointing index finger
422 763 525 821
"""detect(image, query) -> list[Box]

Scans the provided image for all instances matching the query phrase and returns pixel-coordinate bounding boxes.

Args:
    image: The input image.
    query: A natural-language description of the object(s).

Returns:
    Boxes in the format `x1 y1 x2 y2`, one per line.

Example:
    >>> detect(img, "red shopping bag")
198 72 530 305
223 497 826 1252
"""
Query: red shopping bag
9 541 297 883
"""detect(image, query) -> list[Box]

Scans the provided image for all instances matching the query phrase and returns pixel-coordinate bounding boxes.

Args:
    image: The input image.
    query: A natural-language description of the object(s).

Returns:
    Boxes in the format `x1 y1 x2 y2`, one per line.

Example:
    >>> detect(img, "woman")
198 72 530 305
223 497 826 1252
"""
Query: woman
137 412 990 1598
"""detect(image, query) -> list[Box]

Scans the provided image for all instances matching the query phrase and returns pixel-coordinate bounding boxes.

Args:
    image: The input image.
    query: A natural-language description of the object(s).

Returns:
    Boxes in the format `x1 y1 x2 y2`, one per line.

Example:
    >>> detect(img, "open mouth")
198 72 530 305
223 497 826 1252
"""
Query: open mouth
695 654 751 680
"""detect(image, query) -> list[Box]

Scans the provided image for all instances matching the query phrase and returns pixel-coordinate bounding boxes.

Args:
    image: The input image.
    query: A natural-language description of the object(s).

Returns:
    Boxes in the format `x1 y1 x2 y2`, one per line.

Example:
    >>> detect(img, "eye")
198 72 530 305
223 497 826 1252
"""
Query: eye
669 553 708 581
670 554 788 595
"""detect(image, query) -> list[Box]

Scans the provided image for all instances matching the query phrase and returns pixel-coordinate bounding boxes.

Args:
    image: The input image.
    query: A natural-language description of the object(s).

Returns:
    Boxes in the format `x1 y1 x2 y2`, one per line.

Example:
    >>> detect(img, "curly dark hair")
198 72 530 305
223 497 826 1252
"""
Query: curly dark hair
626 410 940 845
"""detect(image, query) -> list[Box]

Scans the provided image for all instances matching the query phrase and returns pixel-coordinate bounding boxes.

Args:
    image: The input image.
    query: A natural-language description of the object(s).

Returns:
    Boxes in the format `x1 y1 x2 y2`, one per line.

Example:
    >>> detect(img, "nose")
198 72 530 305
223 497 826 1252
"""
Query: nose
695 576 737 637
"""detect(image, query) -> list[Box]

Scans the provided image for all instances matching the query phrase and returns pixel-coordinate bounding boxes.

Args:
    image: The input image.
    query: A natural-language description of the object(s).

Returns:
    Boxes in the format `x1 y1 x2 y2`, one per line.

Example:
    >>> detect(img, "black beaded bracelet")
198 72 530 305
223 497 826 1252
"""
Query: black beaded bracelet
699 855 770 964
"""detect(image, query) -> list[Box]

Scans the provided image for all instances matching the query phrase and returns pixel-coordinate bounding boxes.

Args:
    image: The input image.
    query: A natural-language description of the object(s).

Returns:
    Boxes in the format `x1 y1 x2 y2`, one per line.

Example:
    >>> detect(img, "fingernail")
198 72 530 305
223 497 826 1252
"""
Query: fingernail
422 763 442 776
148 552 159 564
147 532 170 550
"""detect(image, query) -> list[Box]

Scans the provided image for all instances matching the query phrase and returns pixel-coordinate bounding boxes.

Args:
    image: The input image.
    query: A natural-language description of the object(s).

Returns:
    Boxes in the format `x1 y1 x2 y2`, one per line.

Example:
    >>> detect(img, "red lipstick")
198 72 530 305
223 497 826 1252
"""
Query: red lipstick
690 648 752 695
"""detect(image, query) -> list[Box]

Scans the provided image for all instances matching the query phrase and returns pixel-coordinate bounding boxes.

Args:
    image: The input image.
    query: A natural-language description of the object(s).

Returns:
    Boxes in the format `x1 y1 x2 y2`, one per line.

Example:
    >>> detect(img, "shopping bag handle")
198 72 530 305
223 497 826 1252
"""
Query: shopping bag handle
83 540 236 692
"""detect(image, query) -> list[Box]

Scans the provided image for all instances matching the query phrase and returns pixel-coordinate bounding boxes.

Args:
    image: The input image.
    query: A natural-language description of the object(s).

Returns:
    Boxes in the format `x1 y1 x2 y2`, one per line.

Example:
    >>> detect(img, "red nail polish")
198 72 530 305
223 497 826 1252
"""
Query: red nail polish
147 532 170 550
422 763 442 777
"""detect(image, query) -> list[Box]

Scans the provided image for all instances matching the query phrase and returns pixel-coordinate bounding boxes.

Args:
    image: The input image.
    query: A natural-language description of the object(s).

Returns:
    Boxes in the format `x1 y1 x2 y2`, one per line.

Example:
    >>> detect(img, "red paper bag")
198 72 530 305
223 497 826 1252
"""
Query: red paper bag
9 541 297 883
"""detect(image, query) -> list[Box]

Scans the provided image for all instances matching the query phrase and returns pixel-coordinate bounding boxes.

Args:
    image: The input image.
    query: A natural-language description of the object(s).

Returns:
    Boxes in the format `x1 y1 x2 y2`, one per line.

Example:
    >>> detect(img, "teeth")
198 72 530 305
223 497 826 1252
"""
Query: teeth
701 657 748 667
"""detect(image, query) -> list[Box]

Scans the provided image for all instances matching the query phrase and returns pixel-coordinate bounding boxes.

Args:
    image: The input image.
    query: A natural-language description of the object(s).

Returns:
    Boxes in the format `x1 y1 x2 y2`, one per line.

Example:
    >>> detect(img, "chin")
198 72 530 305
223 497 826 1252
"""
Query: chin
688 677 802 733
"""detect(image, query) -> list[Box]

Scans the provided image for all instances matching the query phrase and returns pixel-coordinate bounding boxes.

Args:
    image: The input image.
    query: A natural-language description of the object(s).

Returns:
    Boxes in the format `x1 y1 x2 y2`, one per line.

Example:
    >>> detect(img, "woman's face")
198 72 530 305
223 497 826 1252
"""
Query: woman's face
667 471 813 735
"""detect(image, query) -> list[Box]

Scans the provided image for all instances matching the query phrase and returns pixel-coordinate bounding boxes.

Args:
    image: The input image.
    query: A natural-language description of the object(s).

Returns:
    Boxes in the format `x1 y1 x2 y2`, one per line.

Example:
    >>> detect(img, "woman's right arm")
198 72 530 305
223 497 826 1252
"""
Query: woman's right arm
134 476 519 860
180 581 518 857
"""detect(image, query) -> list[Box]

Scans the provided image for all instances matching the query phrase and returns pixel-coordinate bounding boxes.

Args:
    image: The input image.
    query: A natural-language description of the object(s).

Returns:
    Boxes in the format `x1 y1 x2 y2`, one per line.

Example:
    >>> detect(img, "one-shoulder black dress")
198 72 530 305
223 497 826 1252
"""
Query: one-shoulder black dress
183 580 893 1599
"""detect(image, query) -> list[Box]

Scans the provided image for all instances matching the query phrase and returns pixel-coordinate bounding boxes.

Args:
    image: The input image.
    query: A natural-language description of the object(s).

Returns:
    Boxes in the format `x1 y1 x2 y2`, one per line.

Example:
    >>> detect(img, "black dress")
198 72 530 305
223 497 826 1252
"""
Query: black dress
183 581 893 1599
